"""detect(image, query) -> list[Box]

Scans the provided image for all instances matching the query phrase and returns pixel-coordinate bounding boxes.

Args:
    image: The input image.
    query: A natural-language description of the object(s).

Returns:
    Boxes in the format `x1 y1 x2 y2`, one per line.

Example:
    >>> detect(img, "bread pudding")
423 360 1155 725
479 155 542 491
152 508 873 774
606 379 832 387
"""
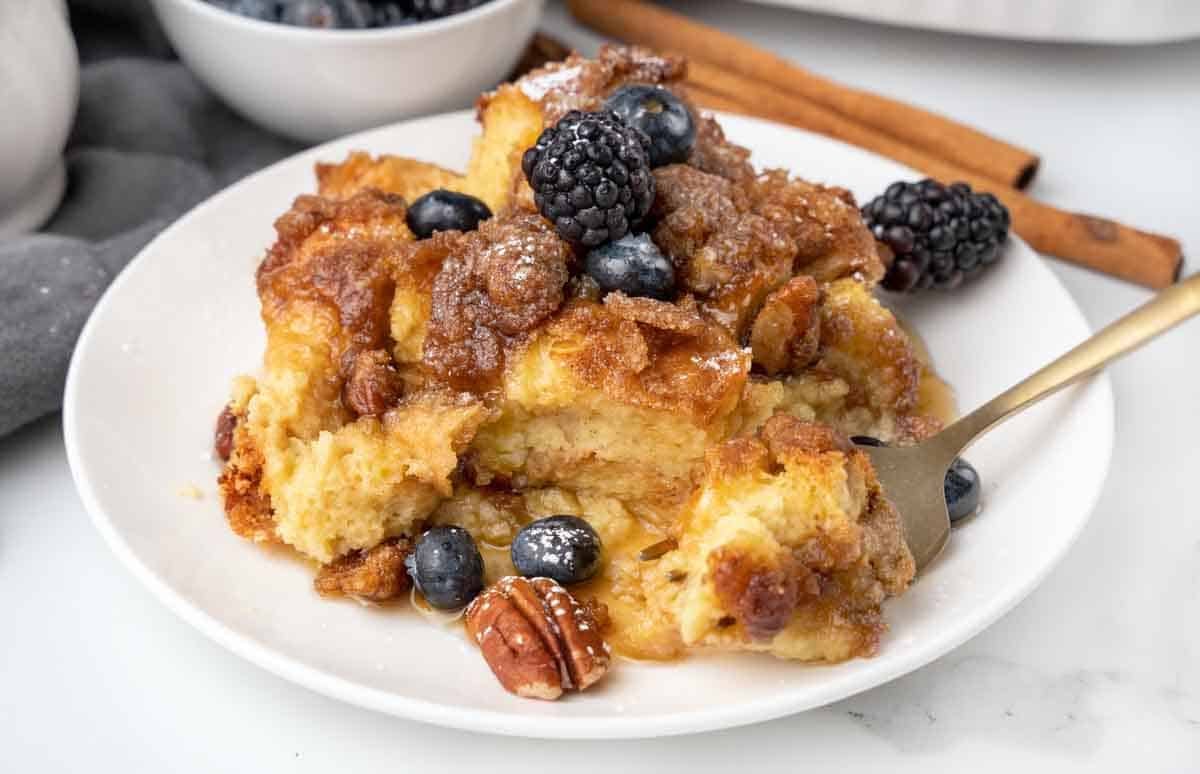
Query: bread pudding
216 45 949 694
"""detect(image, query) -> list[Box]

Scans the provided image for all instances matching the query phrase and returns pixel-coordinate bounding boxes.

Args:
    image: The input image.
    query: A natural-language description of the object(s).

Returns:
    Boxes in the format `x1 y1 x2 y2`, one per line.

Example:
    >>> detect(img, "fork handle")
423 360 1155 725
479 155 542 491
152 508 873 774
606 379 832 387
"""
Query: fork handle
927 273 1200 465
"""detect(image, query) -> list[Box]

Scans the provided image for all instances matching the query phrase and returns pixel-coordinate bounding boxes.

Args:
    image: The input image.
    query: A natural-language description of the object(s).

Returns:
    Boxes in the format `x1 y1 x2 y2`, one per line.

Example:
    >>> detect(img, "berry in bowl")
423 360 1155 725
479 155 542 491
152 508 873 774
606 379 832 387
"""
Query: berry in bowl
149 0 543 143
208 0 495 28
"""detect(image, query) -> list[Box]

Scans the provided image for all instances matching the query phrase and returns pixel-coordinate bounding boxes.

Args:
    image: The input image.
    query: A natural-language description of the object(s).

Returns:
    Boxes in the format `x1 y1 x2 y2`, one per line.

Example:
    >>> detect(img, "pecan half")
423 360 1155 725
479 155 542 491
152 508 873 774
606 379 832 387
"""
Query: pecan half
465 576 612 701
314 537 412 602
342 349 404 418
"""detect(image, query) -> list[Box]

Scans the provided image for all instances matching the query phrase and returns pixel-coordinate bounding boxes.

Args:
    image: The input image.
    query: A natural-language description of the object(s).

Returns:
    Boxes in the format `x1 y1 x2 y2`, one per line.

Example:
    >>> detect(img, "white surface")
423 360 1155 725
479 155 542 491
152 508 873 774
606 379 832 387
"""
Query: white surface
0 0 77 236
149 0 543 143
744 0 1200 44
3 0 1200 767
62 109 1111 737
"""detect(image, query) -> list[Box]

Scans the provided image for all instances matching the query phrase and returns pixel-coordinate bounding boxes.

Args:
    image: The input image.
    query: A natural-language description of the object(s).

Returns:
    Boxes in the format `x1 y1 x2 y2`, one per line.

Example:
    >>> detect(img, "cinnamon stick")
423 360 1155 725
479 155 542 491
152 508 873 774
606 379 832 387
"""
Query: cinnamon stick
686 83 1182 289
566 0 1040 190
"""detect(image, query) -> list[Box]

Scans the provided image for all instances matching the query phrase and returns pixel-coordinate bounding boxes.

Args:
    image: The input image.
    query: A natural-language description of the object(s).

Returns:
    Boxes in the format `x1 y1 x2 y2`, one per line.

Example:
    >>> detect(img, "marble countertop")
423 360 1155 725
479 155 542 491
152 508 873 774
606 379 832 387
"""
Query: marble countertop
2 1 1198 770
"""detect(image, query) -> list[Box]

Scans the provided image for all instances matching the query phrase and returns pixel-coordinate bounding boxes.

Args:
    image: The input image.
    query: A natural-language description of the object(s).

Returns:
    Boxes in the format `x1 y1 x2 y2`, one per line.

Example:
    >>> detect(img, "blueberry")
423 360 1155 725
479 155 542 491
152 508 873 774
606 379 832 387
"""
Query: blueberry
409 0 490 20
944 457 981 522
279 0 340 27
584 233 675 300
511 515 602 586
604 85 696 167
337 0 373 28
405 189 492 239
404 526 484 609
366 1 416 26
210 0 281 21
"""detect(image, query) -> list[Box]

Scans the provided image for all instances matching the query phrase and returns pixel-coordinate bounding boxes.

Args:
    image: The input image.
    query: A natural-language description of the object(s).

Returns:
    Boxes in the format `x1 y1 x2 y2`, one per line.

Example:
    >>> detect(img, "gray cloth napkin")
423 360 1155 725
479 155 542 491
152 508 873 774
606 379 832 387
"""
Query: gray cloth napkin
0 0 302 438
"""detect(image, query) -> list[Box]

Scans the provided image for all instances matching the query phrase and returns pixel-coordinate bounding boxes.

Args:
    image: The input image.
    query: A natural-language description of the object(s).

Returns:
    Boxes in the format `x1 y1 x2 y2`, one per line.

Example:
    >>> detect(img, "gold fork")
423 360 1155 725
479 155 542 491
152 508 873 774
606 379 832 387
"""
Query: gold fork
862 273 1200 571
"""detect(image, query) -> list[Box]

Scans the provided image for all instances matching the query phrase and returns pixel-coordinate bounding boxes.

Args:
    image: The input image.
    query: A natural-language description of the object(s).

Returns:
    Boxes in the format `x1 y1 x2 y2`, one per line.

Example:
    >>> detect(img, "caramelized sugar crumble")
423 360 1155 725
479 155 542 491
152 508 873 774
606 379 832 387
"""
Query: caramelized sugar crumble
314 537 413 602
508 45 687 123
750 275 822 375
423 212 571 391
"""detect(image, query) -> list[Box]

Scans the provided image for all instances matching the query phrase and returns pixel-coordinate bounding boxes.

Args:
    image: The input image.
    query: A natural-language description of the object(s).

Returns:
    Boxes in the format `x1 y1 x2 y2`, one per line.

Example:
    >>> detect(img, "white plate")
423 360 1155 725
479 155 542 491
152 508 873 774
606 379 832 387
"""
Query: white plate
744 0 1200 43
64 111 1113 739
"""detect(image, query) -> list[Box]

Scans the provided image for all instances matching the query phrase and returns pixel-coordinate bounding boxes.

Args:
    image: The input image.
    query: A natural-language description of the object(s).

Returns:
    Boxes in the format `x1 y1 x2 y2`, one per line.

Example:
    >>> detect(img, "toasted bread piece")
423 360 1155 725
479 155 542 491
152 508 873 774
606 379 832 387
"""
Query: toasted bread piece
316 152 465 201
671 415 914 661
219 190 490 562
467 298 749 523
652 164 884 339
463 86 545 214
730 277 935 444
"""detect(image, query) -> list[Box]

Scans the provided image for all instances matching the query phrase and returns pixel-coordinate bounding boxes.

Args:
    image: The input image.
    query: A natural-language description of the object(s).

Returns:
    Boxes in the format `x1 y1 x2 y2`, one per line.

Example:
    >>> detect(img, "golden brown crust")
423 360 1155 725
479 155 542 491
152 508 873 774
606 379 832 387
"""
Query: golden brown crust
313 537 413 601
747 170 884 286
258 190 408 360
505 44 687 123
549 299 748 426
602 292 707 337
688 113 755 183
315 152 465 201
650 164 796 338
217 426 277 544
759 412 853 460
750 276 822 376
672 414 912 660
706 436 772 480
422 213 571 391
651 164 883 342
818 278 921 416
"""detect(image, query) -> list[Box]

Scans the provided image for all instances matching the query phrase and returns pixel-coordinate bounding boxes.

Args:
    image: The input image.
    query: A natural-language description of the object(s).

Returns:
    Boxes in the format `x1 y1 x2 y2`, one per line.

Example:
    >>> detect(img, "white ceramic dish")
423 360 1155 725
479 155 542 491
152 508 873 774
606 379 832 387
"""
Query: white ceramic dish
0 0 78 236
149 0 544 143
64 111 1113 739
744 0 1200 43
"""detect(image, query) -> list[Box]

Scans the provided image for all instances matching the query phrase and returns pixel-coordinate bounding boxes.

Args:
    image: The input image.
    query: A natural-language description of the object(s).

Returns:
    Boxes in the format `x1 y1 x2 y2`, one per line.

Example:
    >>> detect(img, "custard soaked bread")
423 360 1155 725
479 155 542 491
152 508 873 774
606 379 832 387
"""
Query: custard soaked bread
217 45 938 671
673 414 914 661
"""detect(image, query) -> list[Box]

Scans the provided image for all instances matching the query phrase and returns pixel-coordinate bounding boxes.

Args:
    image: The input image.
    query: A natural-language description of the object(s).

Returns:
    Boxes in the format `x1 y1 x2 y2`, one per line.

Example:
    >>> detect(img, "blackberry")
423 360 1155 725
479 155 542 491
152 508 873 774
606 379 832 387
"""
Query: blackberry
604 85 697 167
862 179 1010 292
522 110 655 248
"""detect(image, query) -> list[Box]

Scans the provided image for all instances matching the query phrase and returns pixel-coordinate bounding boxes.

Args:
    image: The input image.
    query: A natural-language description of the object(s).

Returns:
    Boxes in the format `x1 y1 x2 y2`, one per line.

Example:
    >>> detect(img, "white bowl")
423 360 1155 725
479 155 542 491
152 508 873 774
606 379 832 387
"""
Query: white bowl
149 0 545 143
0 0 78 236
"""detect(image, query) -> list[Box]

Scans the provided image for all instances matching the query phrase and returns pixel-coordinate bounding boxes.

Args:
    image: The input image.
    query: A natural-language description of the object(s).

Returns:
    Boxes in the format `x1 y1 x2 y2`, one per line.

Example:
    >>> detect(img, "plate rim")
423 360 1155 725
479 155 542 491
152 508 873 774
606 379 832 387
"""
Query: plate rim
63 110 1115 739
